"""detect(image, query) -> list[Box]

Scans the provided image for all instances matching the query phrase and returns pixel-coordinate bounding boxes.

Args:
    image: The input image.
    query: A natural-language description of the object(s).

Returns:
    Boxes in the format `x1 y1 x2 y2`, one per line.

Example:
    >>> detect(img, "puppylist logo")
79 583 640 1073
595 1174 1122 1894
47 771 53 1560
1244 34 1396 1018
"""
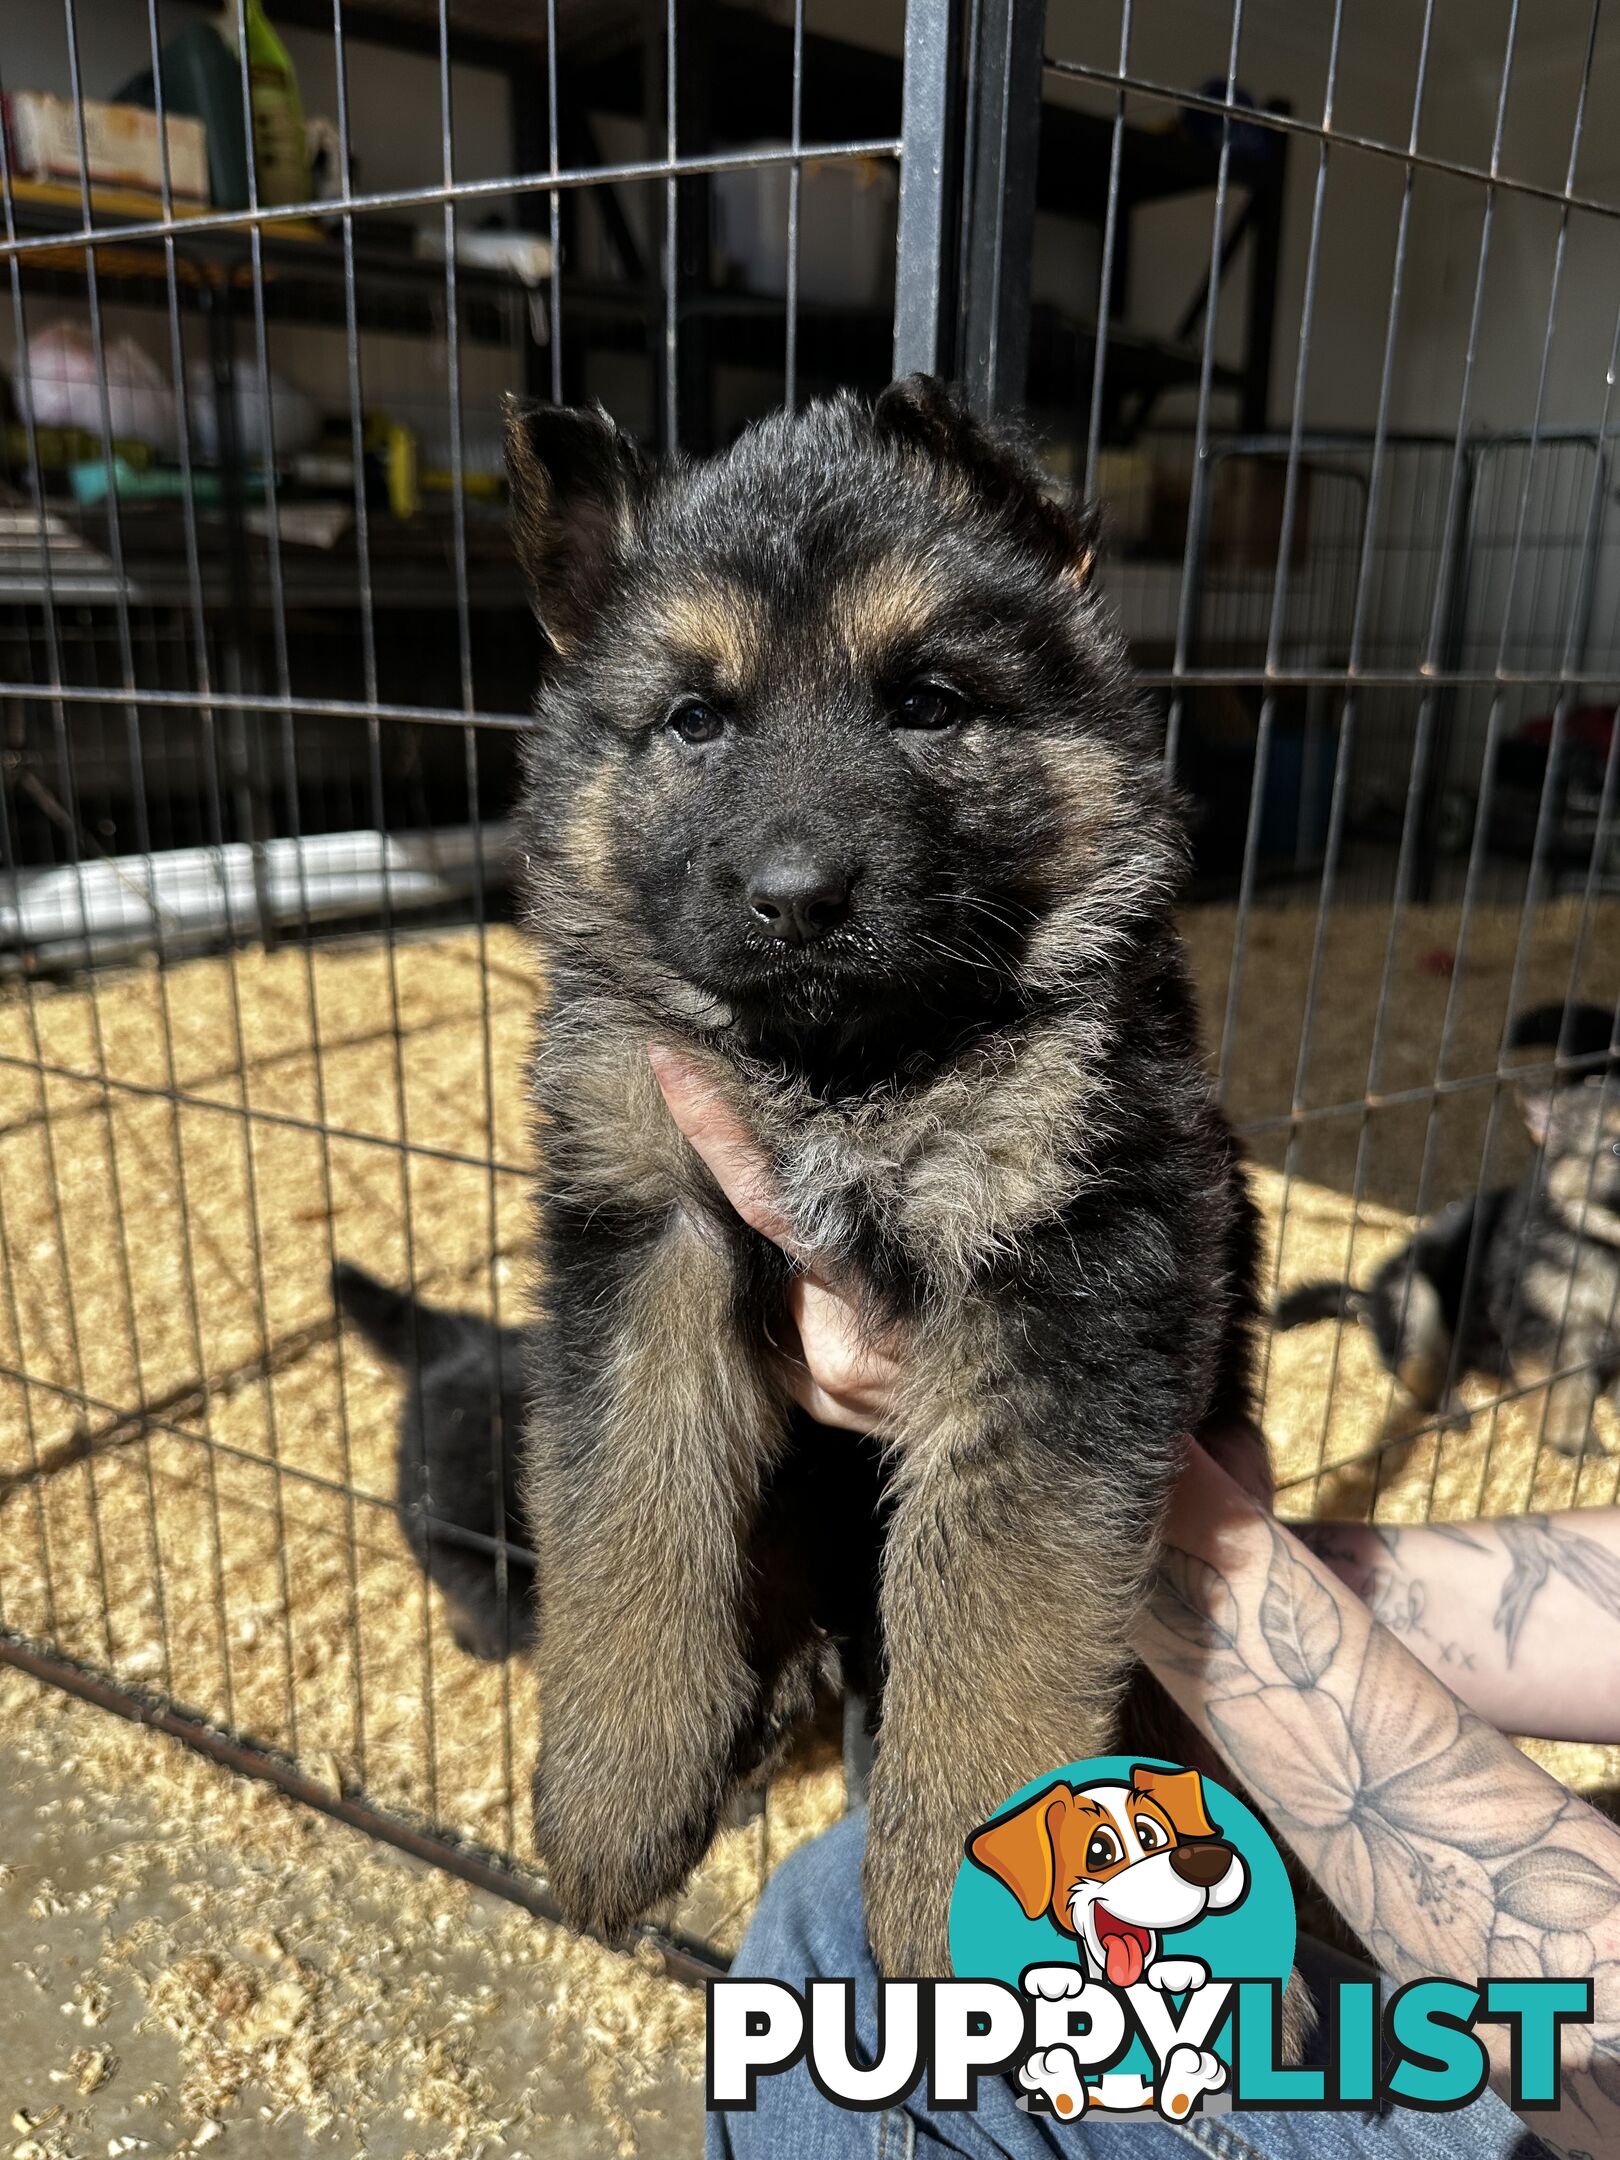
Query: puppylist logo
958 1758 1268 2119
708 1757 1593 2122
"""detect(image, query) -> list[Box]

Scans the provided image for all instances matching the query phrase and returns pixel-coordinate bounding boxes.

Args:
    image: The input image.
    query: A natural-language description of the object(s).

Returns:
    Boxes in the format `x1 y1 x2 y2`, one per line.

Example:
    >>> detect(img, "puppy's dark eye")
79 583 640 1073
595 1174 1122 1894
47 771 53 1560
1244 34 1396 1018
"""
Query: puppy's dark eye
667 698 725 745
1134 1816 1167 1852
1085 1829 1120 1871
889 680 961 732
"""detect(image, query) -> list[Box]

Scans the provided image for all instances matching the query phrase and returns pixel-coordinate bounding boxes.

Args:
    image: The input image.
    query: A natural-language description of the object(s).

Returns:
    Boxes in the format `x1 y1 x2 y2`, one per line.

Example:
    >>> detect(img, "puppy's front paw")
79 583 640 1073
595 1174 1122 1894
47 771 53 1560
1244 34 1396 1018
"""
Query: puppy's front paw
862 1813 953 1977
1022 1963 1089 2001
1280 1961 1318 2067
532 1754 719 1937
1156 2044 1225 2121
1145 1956 1208 1994
1018 2046 1088 2120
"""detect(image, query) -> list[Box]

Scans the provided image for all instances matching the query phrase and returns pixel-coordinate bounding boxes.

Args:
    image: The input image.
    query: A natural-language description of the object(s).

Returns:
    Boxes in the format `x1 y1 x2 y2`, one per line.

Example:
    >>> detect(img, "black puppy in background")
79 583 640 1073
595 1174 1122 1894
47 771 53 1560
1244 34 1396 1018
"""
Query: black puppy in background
506 377 1264 1977
331 1261 535 1659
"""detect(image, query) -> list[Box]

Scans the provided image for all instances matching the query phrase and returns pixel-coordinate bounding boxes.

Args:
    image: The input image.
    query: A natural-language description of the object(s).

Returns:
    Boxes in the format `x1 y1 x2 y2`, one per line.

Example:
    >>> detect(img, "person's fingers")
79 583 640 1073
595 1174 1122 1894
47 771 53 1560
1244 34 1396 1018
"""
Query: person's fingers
648 1043 808 1261
788 1278 904 1431
788 1278 885 1392
650 1041 901 1435
777 1358 869 1432
790 1277 860 1393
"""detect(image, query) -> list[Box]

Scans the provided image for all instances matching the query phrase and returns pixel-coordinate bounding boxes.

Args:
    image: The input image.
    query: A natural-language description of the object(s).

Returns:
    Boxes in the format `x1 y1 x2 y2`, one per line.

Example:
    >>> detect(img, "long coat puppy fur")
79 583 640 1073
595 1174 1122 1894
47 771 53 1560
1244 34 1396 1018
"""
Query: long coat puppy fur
507 377 1261 1976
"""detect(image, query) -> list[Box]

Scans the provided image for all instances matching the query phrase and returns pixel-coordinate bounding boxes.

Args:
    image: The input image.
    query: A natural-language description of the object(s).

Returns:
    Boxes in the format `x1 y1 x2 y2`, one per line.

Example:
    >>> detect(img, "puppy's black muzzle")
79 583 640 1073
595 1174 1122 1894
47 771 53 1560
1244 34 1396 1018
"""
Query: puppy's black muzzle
746 846 853 945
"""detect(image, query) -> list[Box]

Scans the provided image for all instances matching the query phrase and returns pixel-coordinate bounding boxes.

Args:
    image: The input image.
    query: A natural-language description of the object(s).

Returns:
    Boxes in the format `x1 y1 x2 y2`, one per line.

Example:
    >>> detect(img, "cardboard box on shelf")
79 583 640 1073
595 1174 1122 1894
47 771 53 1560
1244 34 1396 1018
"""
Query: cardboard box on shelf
1147 455 1313 571
6 91 209 204
1208 455 1314 571
713 153 897 306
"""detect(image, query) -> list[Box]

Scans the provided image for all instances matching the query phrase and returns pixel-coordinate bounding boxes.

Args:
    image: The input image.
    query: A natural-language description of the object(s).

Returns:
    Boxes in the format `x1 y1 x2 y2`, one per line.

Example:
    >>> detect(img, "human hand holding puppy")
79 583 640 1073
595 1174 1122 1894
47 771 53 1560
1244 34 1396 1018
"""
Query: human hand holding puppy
655 1042 1283 1485
654 1041 1269 1493
650 1044 905 1434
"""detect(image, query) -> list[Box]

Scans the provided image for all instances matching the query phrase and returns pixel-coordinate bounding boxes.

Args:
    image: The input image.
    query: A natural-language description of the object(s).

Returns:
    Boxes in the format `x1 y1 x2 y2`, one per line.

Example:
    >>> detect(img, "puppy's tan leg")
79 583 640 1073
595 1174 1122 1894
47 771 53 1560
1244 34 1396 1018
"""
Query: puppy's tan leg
865 1360 1151 1976
1280 1966 1320 2067
1386 1269 1452 1413
1536 1361 1603 1458
528 1215 786 1935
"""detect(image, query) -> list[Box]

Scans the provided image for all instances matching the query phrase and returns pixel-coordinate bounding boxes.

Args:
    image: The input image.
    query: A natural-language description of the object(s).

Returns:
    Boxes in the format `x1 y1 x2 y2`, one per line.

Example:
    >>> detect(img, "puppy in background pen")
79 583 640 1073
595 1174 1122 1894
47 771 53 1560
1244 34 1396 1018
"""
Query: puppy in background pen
1275 999 1620 1456
504 376 1282 1986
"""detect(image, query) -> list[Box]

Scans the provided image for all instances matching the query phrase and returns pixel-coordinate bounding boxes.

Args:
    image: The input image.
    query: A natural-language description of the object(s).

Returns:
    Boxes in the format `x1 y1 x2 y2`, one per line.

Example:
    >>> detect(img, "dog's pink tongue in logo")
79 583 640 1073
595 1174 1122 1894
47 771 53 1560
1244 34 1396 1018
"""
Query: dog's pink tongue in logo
1097 1913 1148 1988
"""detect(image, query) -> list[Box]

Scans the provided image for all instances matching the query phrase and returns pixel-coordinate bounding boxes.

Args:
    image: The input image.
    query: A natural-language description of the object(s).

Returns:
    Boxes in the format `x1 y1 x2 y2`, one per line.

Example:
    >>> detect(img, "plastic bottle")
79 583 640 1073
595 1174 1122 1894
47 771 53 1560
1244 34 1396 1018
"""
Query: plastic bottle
219 0 309 208
116 21 251 209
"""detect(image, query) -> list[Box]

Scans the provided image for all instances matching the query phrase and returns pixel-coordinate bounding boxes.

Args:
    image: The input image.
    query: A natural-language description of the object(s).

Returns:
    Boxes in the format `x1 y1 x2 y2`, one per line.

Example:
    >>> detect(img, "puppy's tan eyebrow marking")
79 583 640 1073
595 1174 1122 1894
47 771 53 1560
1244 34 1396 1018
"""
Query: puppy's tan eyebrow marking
831 559 944 667
652 582 767 689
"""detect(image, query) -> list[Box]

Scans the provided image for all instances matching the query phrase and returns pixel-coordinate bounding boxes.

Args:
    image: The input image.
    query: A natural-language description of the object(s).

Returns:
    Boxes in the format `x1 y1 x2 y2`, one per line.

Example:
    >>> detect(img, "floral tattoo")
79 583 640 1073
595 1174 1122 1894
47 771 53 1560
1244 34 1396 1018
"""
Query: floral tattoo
1147 1522 1620 2152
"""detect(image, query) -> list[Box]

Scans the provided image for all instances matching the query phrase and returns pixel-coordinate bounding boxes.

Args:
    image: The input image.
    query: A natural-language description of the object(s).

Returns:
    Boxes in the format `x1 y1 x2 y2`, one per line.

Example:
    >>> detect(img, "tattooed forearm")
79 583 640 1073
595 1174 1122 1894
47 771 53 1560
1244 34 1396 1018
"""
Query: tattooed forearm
1292 1509 1620 1744
1141 1455 1620 2154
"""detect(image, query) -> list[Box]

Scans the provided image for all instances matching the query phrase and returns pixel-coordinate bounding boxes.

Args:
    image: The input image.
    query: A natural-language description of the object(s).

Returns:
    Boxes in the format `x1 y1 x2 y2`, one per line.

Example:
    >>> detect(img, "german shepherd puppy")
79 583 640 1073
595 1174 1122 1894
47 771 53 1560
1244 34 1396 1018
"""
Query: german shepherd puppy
331 1261 536 1659
1275 1192 1496 1423
506 377 1260 1975
1276 1004 1620 1454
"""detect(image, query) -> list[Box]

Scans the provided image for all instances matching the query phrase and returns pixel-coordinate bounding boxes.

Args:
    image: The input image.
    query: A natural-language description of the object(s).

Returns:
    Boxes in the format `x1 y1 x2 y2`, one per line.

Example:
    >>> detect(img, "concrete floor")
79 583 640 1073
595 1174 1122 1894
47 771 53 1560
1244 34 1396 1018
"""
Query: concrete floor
0 1666 706 2159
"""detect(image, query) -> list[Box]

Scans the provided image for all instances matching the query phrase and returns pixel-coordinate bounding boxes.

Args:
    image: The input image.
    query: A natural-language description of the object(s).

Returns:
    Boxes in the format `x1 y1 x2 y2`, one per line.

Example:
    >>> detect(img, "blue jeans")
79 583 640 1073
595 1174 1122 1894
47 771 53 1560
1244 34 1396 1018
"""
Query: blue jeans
706 1811 1556 2160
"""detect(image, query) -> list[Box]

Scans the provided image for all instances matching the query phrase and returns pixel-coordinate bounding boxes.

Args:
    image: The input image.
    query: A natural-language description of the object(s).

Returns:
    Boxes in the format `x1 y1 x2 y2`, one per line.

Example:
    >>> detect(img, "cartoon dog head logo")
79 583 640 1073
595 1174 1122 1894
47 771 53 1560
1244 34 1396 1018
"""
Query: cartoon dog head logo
967 1764 1248 1986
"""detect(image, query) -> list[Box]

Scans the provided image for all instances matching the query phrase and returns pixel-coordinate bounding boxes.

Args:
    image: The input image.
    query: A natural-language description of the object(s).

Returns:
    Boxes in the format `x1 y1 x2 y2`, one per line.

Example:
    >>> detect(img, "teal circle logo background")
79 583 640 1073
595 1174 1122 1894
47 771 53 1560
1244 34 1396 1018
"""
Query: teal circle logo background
948 1756 1295 2083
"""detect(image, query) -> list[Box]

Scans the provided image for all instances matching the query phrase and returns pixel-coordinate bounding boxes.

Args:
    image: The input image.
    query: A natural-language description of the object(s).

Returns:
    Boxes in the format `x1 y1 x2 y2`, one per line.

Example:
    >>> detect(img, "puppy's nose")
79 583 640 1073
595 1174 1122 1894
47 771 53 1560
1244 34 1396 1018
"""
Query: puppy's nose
745 851 851 945
1168 1842 1233 1888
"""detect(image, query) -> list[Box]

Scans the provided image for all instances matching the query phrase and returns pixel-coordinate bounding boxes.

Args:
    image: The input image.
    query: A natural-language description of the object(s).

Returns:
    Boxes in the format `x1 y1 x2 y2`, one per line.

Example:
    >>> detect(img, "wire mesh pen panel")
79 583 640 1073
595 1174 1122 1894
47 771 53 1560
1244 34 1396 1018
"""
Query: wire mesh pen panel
2 0 1618 1979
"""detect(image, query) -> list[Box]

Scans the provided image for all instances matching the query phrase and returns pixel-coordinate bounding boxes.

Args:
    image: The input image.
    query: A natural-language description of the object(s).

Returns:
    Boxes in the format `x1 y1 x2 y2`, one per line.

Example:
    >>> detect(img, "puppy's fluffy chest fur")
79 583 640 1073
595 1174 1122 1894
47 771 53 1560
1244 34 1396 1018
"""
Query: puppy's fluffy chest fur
538 996 1112 1302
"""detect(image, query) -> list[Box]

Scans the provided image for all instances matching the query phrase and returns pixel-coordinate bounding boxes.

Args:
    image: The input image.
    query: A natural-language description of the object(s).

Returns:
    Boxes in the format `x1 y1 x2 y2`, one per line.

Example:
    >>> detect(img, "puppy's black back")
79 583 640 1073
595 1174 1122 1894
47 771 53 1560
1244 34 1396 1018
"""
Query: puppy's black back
1510 998 1619 1077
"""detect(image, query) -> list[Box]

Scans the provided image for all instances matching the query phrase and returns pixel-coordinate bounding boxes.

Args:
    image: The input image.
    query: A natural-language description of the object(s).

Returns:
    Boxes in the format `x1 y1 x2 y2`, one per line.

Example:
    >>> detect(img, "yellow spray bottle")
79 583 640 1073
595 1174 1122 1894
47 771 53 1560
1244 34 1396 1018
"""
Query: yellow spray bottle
220 0 309 208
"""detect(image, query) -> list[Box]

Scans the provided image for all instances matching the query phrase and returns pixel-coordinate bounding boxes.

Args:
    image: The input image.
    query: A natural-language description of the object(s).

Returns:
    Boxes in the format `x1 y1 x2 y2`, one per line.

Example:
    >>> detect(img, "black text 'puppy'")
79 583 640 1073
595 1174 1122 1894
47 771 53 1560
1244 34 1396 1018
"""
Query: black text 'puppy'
508 379 1260 1974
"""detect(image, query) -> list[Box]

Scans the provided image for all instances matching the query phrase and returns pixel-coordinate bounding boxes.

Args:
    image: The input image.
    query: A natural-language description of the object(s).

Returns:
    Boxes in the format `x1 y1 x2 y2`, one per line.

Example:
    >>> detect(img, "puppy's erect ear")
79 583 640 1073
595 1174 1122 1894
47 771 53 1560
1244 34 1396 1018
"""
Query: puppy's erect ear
503 396 652 650
873 374 1098 593
873 374 977 462
1517 1083 1556 1148
1131 1766 1218 1843
966 1782 1072 1921
1519 1072 1615 1152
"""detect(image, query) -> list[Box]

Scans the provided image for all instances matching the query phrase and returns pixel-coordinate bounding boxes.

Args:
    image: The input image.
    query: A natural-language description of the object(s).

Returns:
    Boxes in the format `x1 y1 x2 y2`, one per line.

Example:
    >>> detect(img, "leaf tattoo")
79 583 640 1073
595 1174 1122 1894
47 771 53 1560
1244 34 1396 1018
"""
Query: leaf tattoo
1208 1686 1361 1828
1151 1507 1620 2146
1596 2037 1620 2113
1260 1526 1342 1686
1153 1546 1239 1654
1495 1849 1620 1933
